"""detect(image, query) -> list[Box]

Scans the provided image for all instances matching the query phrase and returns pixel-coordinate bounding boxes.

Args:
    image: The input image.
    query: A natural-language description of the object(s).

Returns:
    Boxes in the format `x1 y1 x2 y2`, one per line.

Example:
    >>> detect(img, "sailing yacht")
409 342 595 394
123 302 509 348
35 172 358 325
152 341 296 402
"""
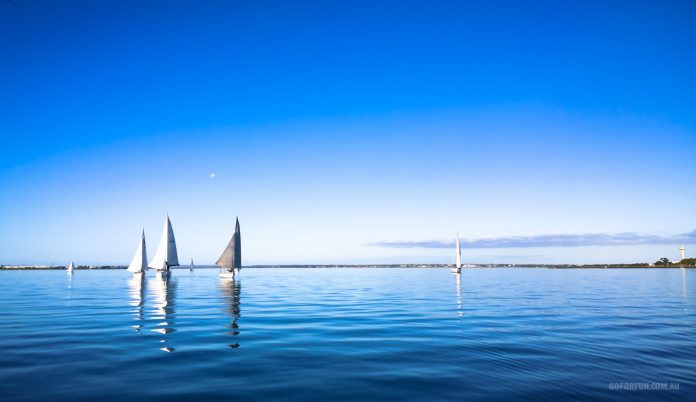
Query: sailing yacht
451 233 462 274
127 230 148 275
189 258 194 272
67 261 75 273
216 217 241 278
149 214 179 274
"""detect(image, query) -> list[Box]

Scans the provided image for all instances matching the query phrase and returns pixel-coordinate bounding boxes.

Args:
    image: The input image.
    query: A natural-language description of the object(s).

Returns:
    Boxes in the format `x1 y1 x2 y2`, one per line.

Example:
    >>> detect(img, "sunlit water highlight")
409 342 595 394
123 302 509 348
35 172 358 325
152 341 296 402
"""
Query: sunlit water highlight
0 268 694 401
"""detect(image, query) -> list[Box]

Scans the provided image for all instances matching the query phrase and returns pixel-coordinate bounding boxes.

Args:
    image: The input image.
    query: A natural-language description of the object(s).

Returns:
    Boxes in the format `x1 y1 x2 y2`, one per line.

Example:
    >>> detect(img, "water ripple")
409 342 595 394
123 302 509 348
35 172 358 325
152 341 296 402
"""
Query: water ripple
0 268 694 401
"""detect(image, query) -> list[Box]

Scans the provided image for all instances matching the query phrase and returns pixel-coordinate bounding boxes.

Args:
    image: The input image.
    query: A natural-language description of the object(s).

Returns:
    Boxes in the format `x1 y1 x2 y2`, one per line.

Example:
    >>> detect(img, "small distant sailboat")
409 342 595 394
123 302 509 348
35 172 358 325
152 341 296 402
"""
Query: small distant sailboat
67 261 75 273
217 217 241 278
149 214 179 274
127 230 148 275
189 258 194 272
451 233 462 274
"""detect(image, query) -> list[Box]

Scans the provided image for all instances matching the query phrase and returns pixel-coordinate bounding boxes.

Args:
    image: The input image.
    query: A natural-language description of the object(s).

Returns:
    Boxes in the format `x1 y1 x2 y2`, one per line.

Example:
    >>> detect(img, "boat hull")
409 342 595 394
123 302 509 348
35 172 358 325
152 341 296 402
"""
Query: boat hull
219 271 236 278
154 269 170 278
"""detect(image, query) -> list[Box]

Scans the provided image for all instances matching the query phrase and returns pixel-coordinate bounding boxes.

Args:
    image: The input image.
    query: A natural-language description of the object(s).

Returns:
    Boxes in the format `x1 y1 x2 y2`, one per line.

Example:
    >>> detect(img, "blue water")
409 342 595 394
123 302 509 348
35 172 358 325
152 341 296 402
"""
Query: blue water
0 268 694 401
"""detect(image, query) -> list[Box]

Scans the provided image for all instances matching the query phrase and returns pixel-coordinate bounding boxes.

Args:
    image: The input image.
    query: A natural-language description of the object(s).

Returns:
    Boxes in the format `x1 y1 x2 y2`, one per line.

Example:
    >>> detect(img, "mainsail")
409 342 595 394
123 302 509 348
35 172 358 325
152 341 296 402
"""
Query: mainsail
128 230 148 273
149 214 179 270
216 217 241 272
67 261 75 271
455 233 462 269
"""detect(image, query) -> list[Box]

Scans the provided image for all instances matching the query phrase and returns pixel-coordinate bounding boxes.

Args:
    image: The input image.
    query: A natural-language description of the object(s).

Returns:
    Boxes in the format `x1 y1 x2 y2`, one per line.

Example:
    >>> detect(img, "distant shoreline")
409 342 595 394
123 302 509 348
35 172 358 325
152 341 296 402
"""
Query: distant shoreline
1 264 693 270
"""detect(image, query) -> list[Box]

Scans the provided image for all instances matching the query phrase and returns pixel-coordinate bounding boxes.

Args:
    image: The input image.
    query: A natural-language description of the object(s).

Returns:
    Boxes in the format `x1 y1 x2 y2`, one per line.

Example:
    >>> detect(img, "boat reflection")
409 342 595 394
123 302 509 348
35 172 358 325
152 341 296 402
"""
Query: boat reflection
219 278 241 348
67 270 74 305
128 274 146 333
454 272 463 317
150 272 177 352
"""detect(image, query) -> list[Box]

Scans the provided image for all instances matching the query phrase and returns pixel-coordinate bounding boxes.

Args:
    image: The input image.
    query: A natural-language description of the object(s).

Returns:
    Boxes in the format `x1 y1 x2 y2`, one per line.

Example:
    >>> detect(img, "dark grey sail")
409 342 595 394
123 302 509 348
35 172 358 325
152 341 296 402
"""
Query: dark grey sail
216 217 241 272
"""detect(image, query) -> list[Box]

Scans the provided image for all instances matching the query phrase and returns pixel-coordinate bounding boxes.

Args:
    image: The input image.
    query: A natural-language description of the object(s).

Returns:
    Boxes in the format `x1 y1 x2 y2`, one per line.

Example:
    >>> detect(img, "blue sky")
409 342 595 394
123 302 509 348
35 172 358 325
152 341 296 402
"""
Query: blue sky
1 0 695 265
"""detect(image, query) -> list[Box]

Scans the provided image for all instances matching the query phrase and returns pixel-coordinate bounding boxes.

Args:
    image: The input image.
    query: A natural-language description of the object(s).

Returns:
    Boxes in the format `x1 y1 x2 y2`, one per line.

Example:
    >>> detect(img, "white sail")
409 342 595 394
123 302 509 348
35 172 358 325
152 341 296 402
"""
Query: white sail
149 214 179 270
128 230 148 273
455 233 462 269
67 261 75 271
189 258 194 271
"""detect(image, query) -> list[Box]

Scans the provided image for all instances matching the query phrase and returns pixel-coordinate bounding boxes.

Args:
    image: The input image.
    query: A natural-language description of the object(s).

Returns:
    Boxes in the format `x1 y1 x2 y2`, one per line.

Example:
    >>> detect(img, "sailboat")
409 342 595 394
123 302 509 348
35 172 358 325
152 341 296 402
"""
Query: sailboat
216 217 241 278
189 258 194 272
67 261 75 273
127 230 148 275
149 214 179 274
451 233 462 274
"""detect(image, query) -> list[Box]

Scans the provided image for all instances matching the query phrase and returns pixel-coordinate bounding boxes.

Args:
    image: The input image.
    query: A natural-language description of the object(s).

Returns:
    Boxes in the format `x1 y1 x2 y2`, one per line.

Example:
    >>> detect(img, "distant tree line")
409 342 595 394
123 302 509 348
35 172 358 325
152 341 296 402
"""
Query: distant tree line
655 257 696 267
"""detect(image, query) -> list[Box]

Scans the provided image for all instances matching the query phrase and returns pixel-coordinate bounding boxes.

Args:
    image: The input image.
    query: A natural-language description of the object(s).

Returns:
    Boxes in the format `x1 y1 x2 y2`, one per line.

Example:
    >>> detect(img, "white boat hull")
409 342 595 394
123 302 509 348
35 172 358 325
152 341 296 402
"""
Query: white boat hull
451 267 461 273
219 271 236 278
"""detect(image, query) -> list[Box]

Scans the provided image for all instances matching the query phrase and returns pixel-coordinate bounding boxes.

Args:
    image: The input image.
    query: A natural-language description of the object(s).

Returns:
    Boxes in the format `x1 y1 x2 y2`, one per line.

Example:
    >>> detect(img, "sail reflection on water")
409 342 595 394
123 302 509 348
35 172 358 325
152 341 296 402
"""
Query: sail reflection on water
455 272 463 317
219 278 241 348
66 270 74 306
128 275 146 333
150 273 177 352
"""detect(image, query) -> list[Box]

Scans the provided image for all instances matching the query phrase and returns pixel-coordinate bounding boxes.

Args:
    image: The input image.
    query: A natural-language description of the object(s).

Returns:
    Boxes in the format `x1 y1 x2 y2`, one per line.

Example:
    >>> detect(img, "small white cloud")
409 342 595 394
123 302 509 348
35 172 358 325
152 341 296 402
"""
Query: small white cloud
210 173 216 179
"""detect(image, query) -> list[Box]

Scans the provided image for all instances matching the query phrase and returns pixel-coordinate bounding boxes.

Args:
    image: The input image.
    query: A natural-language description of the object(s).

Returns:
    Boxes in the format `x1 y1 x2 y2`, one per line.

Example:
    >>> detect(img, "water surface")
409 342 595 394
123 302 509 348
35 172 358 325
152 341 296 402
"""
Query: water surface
0 268 694 401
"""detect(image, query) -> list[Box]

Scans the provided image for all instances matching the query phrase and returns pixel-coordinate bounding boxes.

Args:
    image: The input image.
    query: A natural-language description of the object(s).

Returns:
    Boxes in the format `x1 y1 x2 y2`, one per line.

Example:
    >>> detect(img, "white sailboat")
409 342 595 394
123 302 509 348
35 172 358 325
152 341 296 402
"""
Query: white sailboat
149 214 179 273
67 261 75 273
127 230 148 275
217 217 241 278
451 233 462 274
189 258 194 272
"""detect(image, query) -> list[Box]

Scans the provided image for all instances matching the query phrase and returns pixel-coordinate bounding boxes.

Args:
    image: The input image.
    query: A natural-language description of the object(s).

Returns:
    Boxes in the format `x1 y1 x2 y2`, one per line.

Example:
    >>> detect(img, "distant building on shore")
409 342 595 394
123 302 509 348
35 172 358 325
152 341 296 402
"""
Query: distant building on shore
680 245 685 262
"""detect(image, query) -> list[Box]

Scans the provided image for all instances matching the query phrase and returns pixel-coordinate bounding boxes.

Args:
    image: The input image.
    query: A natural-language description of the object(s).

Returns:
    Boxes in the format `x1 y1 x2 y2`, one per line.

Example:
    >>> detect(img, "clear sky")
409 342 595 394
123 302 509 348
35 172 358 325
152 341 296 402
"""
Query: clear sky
1 0 695 265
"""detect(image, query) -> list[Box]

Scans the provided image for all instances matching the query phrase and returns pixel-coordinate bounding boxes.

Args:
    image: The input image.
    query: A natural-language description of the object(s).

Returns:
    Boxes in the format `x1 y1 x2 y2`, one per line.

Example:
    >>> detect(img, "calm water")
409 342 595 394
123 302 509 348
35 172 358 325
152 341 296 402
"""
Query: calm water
0 268 694 401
